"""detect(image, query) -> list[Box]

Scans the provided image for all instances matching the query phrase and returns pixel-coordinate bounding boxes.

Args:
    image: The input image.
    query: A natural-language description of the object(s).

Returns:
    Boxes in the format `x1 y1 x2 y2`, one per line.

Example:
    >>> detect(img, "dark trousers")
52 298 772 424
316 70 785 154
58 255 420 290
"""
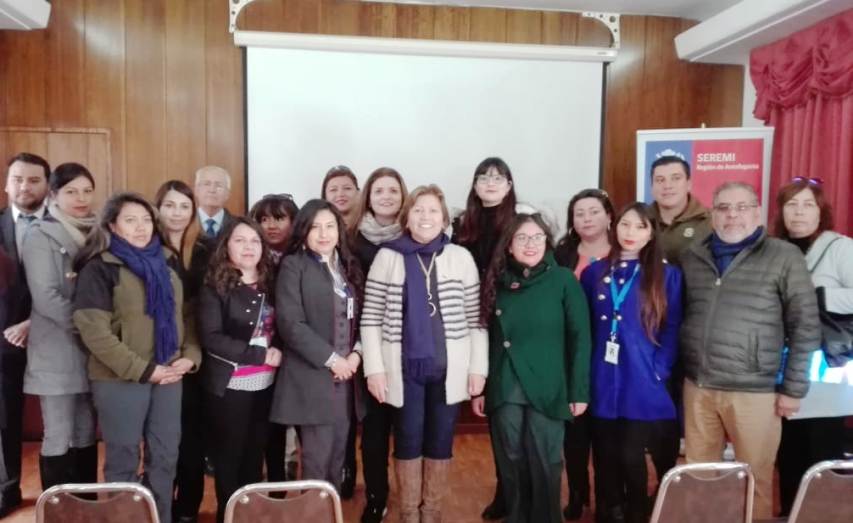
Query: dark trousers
777 416 846 516
92 381 182 523
394 374 460 460
205 387 272 523
492 403 564 523
593 418 679 523
0 352 24 505
361 392 394 503
265 422 288 482
173 373 205 520
564 411 592 501
299 381 353 491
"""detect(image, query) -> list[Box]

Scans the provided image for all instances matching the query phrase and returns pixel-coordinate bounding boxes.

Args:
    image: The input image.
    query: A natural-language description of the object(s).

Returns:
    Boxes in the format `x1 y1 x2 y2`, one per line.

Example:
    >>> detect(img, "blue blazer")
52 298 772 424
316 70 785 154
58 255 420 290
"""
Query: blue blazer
580 259 683 421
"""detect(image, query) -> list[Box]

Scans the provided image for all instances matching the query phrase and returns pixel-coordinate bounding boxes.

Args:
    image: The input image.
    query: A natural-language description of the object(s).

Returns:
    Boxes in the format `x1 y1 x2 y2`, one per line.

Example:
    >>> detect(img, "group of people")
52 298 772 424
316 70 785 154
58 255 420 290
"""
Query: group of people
0 151 847 523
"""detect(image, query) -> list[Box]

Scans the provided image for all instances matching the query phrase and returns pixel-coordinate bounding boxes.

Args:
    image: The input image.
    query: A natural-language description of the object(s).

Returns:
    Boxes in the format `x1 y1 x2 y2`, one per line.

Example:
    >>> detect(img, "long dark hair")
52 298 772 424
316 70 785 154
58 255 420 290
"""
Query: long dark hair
609 202 667 344
154 180 199 269
556 188 615 249
287 199 364 302
455 157 518 245
205 217 275 297
74 192 163 272
479 213 555 325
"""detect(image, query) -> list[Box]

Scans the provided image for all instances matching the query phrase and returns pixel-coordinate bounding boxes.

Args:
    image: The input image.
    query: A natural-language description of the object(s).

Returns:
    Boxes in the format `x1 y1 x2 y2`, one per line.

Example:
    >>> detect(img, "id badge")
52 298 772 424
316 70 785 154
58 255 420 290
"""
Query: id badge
250 336 268 349
347 297 354 319
605 340 620 365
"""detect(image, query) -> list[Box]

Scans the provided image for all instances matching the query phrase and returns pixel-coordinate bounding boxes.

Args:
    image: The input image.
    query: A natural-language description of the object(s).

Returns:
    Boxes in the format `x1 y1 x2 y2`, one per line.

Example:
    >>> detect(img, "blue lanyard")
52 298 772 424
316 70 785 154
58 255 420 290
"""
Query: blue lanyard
608 264 640 338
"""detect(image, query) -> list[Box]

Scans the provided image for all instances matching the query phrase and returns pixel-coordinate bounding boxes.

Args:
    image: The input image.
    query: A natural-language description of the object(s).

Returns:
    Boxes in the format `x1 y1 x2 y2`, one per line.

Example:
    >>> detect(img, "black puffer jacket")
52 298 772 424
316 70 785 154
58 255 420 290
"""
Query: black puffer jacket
679 230 821 398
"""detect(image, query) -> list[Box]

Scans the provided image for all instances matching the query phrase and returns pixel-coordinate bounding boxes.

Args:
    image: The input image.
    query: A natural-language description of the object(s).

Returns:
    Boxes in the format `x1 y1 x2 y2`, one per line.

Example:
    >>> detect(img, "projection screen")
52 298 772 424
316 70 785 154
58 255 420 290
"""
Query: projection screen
242 32 613 230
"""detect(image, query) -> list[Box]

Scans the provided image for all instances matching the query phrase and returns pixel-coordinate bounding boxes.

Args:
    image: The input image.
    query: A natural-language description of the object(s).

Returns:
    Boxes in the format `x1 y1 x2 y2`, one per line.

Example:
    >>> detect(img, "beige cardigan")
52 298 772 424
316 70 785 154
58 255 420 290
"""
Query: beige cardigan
361 244 488 407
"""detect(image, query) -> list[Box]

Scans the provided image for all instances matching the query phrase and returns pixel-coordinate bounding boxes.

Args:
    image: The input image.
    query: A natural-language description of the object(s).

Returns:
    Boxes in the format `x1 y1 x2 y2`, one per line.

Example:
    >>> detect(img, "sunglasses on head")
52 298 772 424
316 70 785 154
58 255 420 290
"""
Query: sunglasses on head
791 176 823 186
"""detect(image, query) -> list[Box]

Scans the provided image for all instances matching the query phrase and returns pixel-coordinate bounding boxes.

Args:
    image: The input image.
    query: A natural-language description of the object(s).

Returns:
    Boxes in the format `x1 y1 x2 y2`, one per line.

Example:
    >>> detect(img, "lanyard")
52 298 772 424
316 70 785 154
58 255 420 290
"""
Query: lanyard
608 264 640 339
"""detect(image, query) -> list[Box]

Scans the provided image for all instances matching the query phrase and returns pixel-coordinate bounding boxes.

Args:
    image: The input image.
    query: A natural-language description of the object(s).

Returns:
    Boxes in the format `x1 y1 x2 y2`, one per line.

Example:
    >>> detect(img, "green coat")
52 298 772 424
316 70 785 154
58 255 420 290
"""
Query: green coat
485 254 591 420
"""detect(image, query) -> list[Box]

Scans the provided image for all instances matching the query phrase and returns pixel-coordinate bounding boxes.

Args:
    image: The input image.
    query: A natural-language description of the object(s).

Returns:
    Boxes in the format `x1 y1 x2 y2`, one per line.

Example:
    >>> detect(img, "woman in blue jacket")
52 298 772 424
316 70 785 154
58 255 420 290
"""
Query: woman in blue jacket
580 202 683 523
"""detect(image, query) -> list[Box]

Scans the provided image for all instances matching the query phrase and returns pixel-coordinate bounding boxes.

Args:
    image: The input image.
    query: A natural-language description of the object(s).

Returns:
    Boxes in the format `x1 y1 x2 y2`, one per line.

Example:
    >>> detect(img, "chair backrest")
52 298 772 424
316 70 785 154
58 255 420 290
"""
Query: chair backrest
224 480 343 523
788 460 853 523
35 482 160 523
649 462 754 523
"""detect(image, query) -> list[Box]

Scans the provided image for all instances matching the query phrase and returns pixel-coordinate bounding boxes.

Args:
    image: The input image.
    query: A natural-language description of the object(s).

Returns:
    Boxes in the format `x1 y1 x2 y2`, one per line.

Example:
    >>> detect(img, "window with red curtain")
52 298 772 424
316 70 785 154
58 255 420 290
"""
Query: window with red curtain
750 8 853 235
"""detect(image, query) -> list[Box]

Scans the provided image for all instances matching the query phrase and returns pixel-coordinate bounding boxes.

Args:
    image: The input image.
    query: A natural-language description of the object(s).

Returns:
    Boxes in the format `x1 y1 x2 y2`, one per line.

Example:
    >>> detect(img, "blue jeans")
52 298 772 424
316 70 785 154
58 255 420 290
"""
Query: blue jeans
393 374 460 460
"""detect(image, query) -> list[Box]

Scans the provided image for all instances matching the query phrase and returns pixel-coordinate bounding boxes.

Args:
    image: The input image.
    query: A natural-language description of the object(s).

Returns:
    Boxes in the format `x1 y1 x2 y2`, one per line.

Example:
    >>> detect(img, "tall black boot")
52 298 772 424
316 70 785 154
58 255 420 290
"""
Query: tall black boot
68 445 99 500
39 453 74 491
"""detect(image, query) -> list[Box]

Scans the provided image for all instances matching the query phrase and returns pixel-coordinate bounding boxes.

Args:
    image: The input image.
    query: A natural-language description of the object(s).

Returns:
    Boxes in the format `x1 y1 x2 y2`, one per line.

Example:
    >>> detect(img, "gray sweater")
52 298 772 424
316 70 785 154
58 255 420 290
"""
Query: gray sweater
679 230 821 398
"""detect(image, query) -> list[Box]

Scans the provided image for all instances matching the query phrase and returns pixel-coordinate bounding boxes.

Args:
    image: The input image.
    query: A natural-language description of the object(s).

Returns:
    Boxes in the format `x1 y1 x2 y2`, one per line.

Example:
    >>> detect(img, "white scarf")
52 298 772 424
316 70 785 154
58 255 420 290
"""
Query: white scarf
358 213 402 245
49 201 96 248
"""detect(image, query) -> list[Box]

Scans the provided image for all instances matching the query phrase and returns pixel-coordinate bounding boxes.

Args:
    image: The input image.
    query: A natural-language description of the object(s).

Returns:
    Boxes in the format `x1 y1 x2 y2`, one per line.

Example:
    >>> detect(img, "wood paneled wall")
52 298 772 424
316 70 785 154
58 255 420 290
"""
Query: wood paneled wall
0 0 743 211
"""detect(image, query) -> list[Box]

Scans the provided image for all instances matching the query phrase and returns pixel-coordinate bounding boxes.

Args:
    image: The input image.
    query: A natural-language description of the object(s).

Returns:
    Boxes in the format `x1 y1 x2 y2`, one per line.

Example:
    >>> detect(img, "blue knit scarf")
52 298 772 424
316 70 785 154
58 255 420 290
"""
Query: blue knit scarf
709 226 763 275
383 232 449 379
108 234 178 364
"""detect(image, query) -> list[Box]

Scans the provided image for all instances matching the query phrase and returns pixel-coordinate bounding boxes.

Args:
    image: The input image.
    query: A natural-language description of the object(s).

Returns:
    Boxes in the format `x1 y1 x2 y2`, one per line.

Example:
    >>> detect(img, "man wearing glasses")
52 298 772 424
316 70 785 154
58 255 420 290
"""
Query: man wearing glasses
648 154 711 265
194 165 235 238
678 182 821 519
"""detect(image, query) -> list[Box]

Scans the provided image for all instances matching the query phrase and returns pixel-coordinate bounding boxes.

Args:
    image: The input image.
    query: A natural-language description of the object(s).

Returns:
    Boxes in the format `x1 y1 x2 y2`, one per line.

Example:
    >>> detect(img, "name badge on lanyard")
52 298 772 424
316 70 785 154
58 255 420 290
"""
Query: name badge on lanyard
347 297 354 319
605 264 639 366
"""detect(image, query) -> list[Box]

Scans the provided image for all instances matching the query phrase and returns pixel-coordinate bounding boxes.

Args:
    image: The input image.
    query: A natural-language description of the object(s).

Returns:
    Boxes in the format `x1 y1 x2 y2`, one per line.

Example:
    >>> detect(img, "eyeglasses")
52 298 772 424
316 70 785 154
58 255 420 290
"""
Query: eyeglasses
263 193 294 201
475 173 508 185
512 233 547 246
791 176 824 186
712 202 758 215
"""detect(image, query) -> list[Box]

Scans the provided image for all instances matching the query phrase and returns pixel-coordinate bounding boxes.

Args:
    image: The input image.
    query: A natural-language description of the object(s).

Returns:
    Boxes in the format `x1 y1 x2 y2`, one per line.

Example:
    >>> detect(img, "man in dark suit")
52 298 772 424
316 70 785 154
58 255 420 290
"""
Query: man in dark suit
0 152 50 516
194 165 234 239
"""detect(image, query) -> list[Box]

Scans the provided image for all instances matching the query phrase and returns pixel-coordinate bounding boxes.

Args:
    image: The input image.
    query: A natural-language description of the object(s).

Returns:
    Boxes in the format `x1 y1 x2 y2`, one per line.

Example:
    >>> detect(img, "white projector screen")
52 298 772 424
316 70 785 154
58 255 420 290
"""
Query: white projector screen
246 43 605 230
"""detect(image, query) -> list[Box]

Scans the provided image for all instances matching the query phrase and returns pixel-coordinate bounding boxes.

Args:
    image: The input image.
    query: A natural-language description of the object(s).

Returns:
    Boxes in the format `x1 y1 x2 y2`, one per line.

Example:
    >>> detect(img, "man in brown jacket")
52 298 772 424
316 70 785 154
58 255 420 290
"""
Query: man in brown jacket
648 155 712 265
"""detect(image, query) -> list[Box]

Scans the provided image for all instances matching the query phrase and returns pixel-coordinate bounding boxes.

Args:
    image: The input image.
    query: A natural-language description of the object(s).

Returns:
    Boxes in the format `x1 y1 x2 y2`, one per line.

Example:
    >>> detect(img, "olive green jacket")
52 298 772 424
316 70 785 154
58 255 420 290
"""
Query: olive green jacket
649 195 712 265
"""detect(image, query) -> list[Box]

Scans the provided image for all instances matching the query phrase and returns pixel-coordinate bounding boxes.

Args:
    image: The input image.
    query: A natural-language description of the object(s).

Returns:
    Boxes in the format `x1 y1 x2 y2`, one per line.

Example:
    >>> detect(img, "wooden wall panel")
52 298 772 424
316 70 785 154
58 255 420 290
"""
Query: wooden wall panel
46 0 86 127
205 0 245 213
0 0 743 216
125 0 167 200
83 0 127 191
165 0 207 182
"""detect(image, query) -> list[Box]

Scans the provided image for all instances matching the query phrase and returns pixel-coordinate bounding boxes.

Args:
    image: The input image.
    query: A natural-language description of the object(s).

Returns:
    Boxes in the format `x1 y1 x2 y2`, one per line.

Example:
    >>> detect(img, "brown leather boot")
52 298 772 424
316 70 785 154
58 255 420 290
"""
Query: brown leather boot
420 458 450 523
395 457 423 523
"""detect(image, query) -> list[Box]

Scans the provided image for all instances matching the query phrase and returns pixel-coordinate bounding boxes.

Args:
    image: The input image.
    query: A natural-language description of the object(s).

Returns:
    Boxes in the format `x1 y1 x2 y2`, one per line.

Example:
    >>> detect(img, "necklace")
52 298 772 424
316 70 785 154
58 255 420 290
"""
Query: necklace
416 252 438 317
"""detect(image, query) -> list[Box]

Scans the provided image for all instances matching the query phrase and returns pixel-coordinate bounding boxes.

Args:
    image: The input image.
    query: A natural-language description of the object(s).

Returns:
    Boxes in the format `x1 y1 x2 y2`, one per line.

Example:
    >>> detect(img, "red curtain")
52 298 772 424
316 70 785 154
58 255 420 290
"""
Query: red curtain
750 9 853 235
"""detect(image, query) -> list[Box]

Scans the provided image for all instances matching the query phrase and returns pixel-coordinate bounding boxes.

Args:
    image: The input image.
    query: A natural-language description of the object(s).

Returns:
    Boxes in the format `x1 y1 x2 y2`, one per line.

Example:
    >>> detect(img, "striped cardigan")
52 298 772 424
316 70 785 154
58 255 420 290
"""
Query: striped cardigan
361 244 488 407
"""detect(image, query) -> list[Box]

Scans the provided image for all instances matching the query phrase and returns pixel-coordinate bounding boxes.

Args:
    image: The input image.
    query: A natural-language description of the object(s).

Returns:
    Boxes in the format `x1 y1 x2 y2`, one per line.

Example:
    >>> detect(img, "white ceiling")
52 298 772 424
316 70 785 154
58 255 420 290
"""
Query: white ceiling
362 0 743 20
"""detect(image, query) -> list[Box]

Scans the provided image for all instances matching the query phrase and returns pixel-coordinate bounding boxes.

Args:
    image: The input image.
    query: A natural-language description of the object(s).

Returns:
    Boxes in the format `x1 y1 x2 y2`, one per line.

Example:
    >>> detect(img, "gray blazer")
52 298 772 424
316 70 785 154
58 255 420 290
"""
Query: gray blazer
21 217 89 395
269 250 365 426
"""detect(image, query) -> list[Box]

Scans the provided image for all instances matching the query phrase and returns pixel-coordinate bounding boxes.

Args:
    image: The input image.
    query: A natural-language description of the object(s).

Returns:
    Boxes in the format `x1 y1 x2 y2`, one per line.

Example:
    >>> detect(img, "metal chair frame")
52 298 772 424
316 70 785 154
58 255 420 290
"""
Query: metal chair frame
223 479 344 523
649 462 754 523
35 482 160 523
787 459 853 523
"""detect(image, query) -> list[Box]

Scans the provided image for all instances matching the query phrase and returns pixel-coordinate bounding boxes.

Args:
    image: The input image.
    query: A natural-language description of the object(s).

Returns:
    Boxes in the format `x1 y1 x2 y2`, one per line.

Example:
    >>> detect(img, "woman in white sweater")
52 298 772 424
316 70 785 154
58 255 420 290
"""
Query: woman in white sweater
773 176 853 516
361 184 488 523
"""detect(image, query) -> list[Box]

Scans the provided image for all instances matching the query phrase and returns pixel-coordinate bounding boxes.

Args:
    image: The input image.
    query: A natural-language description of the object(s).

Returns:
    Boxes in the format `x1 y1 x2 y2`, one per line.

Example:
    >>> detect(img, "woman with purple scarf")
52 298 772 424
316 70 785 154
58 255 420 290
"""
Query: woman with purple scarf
73 192 201 523
361 185 488 523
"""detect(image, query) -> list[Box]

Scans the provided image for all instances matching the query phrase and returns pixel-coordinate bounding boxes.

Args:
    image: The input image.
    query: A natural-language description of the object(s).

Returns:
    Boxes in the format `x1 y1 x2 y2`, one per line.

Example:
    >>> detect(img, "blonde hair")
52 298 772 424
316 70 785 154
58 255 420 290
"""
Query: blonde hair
399 184 451 231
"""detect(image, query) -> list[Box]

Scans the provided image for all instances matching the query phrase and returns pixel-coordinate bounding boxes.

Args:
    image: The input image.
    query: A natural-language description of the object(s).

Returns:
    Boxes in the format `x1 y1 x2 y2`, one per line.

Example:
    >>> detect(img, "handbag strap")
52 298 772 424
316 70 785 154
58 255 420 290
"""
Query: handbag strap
809 237 840 272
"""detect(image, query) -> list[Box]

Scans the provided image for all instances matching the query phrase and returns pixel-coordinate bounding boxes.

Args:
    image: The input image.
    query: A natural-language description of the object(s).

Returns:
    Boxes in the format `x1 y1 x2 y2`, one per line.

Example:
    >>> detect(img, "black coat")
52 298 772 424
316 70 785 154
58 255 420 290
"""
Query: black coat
197 282 277 397
269 250 365 425
0 209 32 428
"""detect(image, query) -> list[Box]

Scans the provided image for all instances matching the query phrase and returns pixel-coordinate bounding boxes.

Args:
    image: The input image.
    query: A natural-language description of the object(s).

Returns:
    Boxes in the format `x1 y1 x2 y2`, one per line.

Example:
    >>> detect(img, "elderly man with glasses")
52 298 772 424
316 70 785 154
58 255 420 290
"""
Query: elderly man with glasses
678 181 822 519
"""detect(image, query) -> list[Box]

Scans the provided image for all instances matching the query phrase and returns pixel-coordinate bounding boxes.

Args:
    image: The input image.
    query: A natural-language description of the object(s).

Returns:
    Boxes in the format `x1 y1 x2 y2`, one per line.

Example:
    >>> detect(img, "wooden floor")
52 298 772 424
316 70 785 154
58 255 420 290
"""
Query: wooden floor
1 435 602 523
